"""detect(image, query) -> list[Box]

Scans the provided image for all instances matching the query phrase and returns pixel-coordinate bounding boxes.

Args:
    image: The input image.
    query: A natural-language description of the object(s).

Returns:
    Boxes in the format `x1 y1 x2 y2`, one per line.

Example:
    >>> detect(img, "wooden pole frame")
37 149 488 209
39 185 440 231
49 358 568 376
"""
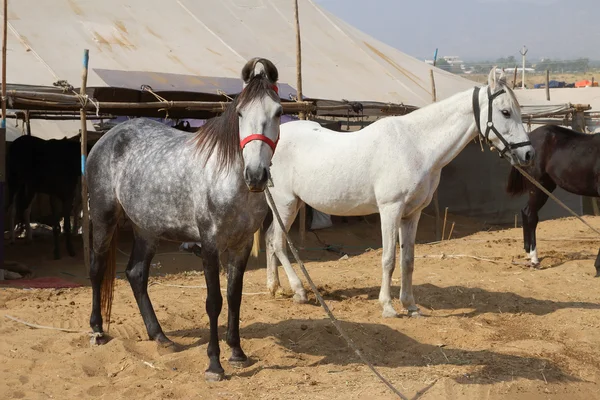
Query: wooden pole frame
4 91 416 116
80 49 91 272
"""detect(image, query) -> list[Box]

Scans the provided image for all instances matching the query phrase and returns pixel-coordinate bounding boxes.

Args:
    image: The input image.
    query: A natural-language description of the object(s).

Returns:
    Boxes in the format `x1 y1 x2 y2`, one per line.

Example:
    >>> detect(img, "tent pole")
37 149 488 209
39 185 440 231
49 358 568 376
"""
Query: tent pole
80 49 90 273
0 0 8 274
430 69 442 241
294 0 306 247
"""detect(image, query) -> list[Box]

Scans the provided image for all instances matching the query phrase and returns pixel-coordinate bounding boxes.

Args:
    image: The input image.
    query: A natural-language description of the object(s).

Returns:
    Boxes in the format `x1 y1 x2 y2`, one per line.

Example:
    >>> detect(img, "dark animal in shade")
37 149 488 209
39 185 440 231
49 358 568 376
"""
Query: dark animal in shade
506 124 600 277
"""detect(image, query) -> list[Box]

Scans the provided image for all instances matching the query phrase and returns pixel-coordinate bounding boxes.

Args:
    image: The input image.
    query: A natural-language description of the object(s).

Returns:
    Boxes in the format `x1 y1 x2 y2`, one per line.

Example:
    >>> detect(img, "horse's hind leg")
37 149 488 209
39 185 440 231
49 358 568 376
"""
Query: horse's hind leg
8 191 17 244
125 231 174 349
225 240 253 369
61 194 76 257
522 181 555 266
89 211 119 341
265 194 307 303
49 195 62 260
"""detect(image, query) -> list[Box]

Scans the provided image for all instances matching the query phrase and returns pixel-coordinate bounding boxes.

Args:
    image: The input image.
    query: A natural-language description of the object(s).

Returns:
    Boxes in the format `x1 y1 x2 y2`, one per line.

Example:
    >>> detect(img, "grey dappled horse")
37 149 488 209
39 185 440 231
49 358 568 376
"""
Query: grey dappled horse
85 58 282 381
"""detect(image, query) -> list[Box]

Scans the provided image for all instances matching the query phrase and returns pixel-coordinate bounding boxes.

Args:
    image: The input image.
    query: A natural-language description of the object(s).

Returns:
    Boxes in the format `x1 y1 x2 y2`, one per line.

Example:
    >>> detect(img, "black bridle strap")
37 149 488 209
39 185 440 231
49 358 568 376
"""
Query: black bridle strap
472 86 531 157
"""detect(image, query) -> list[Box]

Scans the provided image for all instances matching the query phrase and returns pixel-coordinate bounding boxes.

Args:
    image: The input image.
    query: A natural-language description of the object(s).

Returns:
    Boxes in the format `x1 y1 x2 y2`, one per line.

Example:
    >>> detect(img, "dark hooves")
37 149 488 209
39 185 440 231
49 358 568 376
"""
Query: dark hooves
228 356 250 369
90 333 110 346
156 338 179 354
205 370 225 382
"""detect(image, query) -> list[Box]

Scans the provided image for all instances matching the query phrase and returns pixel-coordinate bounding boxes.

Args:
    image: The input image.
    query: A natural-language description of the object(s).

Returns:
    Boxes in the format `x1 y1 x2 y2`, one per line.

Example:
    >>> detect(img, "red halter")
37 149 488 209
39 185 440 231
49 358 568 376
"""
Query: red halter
239 84 280 153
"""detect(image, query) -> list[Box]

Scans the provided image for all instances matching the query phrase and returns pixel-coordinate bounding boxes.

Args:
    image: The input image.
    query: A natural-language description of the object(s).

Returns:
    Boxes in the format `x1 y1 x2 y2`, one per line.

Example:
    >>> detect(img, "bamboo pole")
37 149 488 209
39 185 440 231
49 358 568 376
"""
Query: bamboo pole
512 65 518 89
80 49 90 272
25 110 31 135
546 69 550 101
430 69 442 241
441 207 448 241
447 222 455 241
294 0 306 248
0 0 7 272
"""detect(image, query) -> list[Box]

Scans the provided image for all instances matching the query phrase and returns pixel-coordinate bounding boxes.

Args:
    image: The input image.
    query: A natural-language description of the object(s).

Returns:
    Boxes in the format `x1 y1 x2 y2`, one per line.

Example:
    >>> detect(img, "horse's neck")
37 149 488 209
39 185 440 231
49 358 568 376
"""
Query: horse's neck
399 90 478 171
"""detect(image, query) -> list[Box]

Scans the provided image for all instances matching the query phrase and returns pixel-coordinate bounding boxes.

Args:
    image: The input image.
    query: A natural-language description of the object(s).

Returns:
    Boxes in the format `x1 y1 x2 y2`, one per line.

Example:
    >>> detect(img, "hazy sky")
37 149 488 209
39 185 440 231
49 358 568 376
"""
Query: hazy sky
314 0 600 62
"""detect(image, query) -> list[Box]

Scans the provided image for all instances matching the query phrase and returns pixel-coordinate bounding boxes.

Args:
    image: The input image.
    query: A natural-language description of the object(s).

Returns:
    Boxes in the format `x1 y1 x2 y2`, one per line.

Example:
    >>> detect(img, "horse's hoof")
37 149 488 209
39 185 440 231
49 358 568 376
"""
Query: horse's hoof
228 357 249 369
205 370 225 382
382 306 399 318
595 271 600 278
267 284 280 297
156 337 178 354
407 309 423 318
90 333 110 346
293 292 308 304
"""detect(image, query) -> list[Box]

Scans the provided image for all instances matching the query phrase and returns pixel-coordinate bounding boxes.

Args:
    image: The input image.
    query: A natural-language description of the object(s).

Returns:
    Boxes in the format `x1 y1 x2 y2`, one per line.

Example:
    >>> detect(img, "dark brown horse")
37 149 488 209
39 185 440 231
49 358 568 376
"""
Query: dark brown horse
506 124 600 276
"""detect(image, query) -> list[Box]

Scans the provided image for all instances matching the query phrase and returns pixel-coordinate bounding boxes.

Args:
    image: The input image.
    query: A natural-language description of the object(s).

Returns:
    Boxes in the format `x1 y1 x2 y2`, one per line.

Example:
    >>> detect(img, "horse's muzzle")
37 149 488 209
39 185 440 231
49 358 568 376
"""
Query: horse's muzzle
244 166 268 192
510 146 535 167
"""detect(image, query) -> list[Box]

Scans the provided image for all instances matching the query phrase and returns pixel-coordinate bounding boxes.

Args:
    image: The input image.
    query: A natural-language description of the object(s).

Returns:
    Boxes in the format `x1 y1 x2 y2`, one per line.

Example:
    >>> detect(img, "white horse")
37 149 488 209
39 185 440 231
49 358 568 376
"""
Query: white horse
263 67 534 318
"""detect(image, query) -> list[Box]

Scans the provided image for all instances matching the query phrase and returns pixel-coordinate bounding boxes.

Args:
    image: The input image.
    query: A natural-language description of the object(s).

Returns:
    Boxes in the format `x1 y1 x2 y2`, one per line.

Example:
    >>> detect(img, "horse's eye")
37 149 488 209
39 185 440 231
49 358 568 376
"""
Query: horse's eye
274 108 283 118
237 111 243 118
501 110 511 118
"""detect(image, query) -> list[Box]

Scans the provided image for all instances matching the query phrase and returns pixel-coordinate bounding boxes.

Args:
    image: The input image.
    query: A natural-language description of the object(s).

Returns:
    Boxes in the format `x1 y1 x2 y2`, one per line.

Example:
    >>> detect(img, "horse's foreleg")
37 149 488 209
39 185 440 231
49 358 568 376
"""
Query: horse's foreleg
266 195 306 303
125 235 173 348
378 205 401 318
201 245 225 381
264 222 281 295
524 185 552 266
399 212 421 317
522 205 540 265
594 248 600 278
225 241 252 368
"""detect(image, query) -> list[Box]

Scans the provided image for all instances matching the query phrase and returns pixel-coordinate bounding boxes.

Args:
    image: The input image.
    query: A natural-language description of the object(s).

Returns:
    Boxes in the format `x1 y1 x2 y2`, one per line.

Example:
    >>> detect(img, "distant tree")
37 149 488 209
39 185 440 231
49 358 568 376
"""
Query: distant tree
435 58 451 72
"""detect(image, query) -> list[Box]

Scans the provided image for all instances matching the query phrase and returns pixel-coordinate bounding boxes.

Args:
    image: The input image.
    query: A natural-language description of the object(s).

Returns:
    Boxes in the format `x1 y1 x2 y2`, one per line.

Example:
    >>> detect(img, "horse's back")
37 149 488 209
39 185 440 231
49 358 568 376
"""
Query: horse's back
271 119 404 215
532 125 600 196
86 118 203 239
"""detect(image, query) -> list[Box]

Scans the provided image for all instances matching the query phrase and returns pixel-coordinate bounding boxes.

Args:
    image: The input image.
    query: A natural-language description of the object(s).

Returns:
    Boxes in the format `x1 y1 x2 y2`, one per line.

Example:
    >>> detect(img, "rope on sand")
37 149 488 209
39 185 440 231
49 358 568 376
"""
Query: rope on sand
4 314 89 334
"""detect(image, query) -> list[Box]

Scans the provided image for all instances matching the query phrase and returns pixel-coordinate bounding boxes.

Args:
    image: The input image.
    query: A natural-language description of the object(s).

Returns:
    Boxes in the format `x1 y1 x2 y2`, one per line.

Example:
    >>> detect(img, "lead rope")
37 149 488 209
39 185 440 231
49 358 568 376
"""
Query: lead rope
264 185 412 400
512 164 600 236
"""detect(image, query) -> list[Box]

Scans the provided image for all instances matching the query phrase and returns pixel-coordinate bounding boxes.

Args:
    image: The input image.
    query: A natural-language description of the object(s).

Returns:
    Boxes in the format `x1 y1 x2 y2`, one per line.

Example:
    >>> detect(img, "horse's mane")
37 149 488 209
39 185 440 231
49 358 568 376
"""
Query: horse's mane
192 58 279 173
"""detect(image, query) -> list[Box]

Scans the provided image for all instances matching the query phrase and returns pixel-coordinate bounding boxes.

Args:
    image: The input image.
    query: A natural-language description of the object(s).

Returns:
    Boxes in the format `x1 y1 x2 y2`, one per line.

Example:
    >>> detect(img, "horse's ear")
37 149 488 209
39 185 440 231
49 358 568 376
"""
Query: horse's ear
488 66 498 91
242 57 279 85
498 69 507 86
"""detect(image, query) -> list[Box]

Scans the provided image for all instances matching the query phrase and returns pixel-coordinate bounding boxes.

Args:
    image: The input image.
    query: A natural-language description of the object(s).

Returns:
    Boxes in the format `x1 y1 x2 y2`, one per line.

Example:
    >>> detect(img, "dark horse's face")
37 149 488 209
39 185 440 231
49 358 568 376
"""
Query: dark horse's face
238 60 283 192
481 68 535 167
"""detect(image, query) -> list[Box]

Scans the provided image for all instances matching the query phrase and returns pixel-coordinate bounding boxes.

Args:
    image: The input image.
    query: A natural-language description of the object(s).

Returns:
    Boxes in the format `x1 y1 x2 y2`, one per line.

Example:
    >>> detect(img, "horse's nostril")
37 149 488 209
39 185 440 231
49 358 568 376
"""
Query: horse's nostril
525 151 533 161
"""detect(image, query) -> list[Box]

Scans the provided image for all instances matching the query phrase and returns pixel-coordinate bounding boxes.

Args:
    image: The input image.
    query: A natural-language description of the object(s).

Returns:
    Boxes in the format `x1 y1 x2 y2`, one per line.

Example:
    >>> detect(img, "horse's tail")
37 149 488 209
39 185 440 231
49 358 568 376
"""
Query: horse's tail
506 166 527 196
101 229 118 332
251 228 261 258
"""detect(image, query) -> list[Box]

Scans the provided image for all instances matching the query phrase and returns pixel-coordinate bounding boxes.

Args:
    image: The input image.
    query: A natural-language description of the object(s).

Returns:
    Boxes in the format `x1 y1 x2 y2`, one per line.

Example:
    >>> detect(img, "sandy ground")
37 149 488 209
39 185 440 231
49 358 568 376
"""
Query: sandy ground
1 214 600 400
